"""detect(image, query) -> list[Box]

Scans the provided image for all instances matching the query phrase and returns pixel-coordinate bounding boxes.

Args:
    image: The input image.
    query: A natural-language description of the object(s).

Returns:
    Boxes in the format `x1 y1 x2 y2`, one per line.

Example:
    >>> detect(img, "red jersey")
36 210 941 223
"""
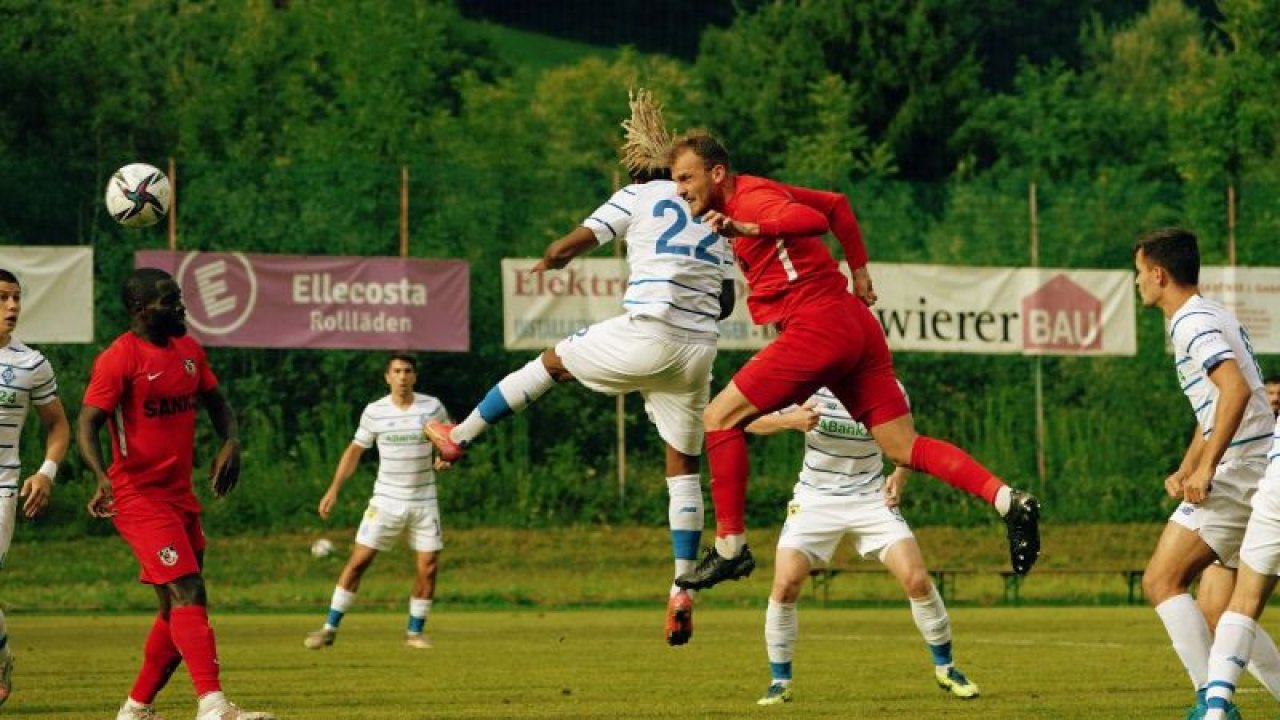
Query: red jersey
82 332 218 509
725 175 869 325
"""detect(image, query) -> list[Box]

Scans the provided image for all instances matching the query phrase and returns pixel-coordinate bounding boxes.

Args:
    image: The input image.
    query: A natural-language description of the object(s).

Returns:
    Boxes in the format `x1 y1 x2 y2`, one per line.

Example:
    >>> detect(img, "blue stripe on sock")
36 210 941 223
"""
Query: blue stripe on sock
1206 680 1236 691
477 386 514 423
1207 697 1230 710
769 661 793 681
408 617 426 634
671 529 701 561
325 609 346 628
928 641 953 666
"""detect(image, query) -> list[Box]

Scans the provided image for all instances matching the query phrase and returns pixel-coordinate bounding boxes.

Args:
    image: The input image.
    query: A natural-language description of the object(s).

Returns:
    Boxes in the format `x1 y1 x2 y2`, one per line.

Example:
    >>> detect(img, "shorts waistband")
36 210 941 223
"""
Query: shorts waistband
629 315 719 346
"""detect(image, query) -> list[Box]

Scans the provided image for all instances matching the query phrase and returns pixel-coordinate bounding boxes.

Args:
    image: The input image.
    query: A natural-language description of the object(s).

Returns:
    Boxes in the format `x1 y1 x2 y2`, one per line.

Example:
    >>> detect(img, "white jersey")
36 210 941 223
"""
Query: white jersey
0 339 58 490
582 180 734 335
353 393 449 503
793 388 887 497
1169 295 1273 463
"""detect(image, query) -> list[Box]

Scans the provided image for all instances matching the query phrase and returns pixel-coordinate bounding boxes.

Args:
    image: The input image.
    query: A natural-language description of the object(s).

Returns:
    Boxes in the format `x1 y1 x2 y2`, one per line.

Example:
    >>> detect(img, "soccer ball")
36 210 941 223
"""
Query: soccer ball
104 163 171 228
310 538 335 558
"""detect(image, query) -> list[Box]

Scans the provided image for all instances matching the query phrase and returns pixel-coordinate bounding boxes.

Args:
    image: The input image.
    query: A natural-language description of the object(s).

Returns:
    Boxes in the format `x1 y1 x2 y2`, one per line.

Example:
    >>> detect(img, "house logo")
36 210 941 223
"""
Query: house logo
1021 274 1102 352
174 251 259 336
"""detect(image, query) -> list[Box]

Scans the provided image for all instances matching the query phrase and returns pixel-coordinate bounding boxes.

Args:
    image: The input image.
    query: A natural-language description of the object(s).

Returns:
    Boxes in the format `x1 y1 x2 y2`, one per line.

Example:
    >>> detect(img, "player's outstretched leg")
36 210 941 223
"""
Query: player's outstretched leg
677 545 756 590
426 356 557 462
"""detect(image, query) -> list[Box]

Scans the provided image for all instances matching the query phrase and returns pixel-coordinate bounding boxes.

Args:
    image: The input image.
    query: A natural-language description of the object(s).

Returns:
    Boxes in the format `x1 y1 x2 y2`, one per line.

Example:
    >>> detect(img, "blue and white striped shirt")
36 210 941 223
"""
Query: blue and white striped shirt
0 339 58 490
353 393 449 503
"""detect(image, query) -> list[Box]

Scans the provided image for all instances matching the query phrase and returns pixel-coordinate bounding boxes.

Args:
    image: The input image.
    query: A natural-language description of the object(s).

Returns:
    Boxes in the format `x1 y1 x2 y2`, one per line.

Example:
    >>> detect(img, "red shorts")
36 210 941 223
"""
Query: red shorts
733 294 910 428
112 494 205 585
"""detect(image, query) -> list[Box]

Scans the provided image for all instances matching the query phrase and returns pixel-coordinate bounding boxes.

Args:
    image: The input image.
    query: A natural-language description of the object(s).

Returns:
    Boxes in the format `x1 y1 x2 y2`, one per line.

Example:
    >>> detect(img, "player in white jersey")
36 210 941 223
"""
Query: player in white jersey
745 385 979 706
0 268 71 706
1131 228 1280 717
304 354 451 651
424 90 734 646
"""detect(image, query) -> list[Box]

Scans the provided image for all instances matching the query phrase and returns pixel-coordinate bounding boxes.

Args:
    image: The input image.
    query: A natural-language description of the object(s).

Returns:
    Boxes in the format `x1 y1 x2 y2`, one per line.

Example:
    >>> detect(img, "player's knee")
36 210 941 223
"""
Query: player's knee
902 569 933 598
166 574 207 607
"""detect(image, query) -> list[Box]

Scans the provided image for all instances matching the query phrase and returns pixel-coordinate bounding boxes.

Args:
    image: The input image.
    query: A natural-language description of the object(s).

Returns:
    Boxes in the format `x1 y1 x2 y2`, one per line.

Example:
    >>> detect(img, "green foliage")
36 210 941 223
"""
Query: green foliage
4 1 1280 539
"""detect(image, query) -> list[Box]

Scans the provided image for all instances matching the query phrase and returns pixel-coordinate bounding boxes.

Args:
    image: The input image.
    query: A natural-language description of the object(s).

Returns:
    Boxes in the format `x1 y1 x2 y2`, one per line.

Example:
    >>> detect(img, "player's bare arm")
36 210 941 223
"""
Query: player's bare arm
20 396 69 518
885 466 910 508
1184 359 1251 504
201 387 241 498
532 226 599 272
76 404 116 518
319 442 366 519
744 400 819 436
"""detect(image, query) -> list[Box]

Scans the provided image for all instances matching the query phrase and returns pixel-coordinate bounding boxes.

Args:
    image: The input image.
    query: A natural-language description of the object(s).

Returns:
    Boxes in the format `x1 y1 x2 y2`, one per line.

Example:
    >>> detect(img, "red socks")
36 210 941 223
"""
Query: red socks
706 428 749 537
909 435 1005 504
169 605 222 697
130 614 183 704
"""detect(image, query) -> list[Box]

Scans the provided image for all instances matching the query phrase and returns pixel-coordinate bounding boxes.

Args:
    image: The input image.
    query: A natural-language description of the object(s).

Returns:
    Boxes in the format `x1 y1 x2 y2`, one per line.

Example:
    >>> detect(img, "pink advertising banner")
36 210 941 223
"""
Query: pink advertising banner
135 251 469 351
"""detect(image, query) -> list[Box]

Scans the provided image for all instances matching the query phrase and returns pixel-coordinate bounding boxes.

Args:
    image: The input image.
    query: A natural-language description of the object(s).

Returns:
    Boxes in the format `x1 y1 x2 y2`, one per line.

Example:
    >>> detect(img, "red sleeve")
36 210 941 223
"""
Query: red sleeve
194 341 218 393
82 343 127 413
780 183 869 269
738 184 830 238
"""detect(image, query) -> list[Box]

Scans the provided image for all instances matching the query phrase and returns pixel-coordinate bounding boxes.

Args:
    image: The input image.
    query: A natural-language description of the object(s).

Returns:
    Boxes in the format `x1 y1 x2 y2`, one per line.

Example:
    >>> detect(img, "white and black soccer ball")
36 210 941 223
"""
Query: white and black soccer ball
310 538 335 558
105 163 171 228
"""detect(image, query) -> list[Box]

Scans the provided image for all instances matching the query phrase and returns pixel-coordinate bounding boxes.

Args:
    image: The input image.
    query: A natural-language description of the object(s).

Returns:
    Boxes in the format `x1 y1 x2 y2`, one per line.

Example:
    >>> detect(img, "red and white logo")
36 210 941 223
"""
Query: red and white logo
157 545 180 567
1021 274 1102 352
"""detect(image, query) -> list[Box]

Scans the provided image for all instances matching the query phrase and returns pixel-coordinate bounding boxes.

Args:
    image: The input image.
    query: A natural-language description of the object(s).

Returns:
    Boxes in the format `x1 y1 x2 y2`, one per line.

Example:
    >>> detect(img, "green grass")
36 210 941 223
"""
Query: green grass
6 607 1276 718
0 524 1163 612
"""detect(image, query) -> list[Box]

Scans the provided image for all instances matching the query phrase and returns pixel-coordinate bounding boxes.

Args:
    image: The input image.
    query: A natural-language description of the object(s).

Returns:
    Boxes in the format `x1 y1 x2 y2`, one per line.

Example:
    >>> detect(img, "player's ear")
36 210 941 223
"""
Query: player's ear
711 164 726 183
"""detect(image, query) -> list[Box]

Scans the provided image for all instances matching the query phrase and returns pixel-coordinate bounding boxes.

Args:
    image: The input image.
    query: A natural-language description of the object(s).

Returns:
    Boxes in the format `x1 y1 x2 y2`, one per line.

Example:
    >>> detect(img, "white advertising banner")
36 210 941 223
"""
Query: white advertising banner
0 246 94 343
1199 266 1280 354
503 258 1136 356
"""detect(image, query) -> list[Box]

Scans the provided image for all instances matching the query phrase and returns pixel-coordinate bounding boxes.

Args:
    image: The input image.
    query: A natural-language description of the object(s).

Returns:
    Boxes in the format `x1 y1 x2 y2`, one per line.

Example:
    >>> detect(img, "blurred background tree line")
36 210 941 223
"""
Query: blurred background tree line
0 0 1277 538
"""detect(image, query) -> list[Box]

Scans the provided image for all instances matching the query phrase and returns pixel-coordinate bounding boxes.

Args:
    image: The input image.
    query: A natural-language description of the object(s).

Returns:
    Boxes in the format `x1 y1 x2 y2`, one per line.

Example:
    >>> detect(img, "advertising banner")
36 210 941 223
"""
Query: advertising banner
136 251 469 351
1200 266 1280 354
0 246 94 343
503 258 1136 356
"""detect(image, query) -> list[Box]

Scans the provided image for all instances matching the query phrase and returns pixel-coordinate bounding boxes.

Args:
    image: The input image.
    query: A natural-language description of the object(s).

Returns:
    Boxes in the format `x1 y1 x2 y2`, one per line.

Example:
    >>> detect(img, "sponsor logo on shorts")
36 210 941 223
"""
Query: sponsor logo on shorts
157 545 180 566
183 358 196 375
1179 503 1196 515
787 501 800 516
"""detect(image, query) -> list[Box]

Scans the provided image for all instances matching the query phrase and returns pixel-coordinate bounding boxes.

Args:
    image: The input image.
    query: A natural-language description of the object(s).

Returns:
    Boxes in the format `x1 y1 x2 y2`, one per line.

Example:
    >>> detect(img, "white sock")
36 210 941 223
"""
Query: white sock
324 586 357 631
994 486 1012 516
408 596 431 635
197 691 228 715
1205 611 1257 718
1155 594 1213 690
911 584 952 650
715 534 745 558
667 474 703 594
765 599 797 682
452 358 555 445
1246 623 1280 700
123 698 150 711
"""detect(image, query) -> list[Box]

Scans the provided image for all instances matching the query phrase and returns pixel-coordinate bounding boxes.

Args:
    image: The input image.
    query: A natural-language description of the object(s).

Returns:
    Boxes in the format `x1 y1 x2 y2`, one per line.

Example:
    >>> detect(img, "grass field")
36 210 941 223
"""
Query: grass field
5 607 1276 719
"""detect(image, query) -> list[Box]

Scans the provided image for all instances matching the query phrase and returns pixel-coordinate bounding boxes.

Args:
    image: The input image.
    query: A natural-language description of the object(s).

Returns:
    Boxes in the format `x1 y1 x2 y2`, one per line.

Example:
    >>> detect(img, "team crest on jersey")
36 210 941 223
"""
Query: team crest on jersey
157 545 180 566
1 366 13 385
183 358 196 376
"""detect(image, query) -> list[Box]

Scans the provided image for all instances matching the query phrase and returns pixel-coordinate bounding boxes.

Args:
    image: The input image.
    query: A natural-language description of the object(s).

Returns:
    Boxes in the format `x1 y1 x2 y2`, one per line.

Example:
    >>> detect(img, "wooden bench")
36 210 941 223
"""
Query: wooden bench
809 566 1145 606
999 568 1146 605
808 567 974 606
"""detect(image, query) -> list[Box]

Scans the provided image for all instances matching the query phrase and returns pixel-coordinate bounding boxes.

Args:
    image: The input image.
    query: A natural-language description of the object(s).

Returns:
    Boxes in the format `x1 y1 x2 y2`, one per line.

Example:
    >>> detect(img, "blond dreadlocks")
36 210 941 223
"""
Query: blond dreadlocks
619 88 673 182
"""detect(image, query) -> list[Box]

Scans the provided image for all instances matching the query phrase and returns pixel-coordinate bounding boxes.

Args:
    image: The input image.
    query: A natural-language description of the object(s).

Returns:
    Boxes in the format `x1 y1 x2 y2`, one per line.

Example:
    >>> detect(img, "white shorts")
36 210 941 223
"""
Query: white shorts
355 497 443 553
0 491 16 569
777 490 914 565
1168 459 1265 568
556 314 717 457
1240 465 1280 576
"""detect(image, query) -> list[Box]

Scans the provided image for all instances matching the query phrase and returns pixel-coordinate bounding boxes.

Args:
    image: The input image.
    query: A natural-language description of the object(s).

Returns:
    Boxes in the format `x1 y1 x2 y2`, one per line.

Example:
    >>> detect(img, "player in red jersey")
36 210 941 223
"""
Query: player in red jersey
668 132 1041 590
77 268 274 720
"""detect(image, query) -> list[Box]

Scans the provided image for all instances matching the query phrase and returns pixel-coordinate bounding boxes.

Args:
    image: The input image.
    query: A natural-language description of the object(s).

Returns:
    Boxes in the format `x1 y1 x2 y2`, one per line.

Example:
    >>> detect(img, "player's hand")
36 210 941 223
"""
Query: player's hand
885 467 909 508
318 489 338 520
702 210 759 238
1163 470 1187 498
531 257 567 273
87 477 115 518
1183 466 1213 504
789 399 820 431
210 439 241 498
19 472 52 518
852 266 877 306
433 457 453 472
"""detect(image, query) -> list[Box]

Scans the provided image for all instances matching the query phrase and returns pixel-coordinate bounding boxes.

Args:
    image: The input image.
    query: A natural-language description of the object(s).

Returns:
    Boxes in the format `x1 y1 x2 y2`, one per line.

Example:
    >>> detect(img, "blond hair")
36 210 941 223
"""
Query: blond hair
619 88 673 179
